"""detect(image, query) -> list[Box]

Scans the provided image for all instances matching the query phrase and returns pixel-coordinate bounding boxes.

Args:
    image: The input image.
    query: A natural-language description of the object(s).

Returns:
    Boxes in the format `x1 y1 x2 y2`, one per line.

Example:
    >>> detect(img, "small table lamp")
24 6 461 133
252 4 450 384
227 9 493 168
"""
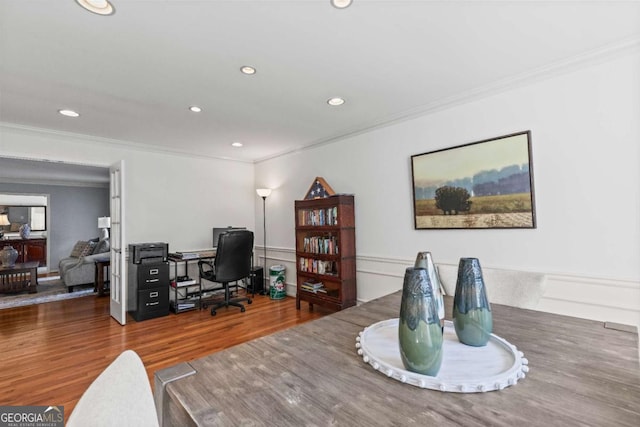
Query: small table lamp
98 216 111 240
0 214 9 239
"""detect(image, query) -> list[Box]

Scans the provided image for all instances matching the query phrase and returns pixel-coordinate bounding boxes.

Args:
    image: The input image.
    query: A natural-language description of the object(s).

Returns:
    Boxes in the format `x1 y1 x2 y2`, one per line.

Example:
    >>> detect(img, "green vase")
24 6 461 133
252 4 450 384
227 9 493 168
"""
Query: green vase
398 267 443 376
453 258 493 347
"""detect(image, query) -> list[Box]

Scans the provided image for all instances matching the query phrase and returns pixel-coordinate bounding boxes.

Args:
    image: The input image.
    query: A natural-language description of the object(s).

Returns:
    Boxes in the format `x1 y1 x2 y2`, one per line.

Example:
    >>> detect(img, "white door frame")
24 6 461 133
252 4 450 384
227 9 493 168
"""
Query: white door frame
109 160 127 325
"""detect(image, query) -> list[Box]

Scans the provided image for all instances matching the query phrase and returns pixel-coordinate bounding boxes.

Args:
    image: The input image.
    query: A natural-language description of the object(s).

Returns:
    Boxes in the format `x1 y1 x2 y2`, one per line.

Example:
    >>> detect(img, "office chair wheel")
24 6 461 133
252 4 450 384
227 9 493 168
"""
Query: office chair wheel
210 308 217 316
247 299 252 305
240 307 245 313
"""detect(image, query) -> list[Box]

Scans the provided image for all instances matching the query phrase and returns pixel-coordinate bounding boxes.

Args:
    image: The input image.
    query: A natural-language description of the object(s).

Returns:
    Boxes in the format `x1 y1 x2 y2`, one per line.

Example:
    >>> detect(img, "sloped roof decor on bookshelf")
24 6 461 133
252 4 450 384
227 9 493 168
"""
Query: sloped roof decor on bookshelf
304 177 336 199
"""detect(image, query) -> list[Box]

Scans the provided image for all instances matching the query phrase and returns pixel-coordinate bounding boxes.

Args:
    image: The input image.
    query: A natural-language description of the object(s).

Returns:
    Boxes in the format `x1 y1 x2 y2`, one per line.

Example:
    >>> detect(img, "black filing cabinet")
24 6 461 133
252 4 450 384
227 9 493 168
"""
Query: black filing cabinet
128 243 170 321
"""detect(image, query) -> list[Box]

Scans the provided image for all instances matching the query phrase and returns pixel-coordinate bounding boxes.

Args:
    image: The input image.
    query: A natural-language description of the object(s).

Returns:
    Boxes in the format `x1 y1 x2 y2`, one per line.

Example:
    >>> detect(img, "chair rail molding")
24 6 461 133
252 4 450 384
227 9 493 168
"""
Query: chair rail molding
264 246 639 327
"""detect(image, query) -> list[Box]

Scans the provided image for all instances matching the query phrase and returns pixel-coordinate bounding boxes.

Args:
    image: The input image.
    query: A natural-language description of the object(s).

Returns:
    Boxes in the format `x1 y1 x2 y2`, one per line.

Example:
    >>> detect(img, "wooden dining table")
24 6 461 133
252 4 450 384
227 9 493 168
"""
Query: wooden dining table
154 292 640 426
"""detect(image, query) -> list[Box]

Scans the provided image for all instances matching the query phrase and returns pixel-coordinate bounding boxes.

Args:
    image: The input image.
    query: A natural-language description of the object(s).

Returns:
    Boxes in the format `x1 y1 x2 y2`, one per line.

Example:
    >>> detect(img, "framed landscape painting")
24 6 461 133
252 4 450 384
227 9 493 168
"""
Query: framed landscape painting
411 131 536 229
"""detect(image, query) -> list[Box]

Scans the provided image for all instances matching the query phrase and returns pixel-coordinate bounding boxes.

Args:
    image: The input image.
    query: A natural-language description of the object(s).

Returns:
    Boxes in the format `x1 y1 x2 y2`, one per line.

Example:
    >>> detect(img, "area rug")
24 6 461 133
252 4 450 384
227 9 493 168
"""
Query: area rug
0 277 95 310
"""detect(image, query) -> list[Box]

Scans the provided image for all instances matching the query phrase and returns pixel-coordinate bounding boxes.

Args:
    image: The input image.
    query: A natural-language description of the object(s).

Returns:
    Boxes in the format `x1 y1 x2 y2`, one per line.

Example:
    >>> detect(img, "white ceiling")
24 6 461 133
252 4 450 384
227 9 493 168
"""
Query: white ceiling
1 0 639 164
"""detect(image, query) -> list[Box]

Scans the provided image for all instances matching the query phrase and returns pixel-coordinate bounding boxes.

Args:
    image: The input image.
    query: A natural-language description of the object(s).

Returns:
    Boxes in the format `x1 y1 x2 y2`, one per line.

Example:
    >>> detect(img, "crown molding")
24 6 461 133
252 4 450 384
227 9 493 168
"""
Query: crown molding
256 36 640 164
0 122 253 165
0 177 109 189
2 35 638 166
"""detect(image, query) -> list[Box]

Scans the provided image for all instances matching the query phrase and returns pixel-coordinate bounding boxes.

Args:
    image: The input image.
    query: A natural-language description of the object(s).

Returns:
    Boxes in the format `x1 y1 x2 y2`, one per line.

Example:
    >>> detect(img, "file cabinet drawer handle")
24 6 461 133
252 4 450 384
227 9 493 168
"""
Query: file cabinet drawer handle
148 301 159 306
146 278 159 283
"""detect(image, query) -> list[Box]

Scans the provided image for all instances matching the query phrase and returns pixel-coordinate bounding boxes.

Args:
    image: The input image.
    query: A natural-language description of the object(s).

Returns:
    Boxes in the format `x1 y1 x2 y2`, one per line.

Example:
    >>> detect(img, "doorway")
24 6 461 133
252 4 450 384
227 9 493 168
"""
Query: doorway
0 157 111 274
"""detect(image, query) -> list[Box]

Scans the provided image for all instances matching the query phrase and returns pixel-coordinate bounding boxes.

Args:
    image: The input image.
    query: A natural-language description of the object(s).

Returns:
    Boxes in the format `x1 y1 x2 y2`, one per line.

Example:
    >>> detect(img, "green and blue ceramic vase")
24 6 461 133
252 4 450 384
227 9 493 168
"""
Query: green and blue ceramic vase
453 258 493 347
414 251 445 327
398 267 443 376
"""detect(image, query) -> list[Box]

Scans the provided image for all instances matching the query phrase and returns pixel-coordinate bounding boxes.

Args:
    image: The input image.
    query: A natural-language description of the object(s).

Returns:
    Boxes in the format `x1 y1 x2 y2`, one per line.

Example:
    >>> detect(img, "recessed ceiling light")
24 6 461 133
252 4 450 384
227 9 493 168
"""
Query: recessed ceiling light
58 109 80 118
240 66 256 75
75 0 115 16
331 0 353 9
189 106 202 113
231 142 243 147
327 97 345 106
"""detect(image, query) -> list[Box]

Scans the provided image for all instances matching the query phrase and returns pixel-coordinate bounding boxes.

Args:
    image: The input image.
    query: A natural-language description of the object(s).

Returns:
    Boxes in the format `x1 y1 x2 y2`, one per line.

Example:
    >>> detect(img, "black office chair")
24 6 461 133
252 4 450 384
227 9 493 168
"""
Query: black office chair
198 230 254 316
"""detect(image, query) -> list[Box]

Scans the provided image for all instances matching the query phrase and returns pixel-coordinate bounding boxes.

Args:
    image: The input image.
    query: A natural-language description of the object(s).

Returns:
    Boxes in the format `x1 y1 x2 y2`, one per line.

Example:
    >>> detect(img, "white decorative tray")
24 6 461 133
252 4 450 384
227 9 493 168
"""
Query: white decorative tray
356 318 528 393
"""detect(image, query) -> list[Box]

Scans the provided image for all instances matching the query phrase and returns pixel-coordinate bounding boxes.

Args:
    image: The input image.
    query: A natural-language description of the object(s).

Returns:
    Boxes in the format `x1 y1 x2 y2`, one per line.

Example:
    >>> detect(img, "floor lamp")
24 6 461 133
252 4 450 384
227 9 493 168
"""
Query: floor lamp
256 188 272 294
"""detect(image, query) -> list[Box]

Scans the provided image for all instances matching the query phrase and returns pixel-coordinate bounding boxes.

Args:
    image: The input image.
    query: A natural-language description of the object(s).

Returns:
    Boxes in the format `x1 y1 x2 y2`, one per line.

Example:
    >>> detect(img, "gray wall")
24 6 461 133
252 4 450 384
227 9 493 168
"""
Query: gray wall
0 183 109 270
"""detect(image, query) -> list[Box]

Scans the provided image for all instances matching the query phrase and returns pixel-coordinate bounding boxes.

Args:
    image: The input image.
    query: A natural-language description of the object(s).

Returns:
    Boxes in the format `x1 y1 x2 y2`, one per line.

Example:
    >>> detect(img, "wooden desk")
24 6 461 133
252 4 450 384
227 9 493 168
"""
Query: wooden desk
168 251 216 314
0 261 39 294
155 292 640 426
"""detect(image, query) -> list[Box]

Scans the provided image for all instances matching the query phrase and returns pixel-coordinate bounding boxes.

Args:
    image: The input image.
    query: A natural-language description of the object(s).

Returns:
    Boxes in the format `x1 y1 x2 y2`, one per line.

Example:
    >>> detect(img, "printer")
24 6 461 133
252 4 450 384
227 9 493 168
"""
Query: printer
129 242 168 264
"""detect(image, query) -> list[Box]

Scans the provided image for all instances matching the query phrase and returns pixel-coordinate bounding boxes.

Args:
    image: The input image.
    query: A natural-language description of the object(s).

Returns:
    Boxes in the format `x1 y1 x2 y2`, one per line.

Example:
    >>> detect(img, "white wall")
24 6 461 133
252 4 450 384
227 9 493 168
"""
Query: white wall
0 125 256 252
255 50 640 326
1 51 637 326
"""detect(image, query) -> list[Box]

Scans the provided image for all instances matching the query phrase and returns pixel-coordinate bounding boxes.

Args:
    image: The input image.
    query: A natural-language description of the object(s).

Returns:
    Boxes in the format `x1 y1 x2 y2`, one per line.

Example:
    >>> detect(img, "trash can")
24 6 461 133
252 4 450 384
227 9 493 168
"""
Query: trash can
269 265 286 300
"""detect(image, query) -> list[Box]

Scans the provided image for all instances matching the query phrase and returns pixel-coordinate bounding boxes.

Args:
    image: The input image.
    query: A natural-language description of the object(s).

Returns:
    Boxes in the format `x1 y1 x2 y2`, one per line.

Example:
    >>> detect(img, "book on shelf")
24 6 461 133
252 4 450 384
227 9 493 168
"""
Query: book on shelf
172 279 197 287
298 206 339 226
301 280 326 293
298 257 336 275
302 280 324 289
301 285 326 293
177 302 196 310
302 235 338 255
171 252 199 259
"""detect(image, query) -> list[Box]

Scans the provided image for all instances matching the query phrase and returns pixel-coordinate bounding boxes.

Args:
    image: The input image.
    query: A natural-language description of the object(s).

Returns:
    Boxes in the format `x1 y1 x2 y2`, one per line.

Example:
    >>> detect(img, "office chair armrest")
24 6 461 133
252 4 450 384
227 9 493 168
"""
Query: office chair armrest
198 260 215 278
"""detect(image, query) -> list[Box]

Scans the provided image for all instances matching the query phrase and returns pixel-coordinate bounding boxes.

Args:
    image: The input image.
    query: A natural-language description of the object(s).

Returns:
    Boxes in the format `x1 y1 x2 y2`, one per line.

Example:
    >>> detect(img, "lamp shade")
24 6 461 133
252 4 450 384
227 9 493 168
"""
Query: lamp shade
256 188 272 198
0 214 9 226
98 216 111 228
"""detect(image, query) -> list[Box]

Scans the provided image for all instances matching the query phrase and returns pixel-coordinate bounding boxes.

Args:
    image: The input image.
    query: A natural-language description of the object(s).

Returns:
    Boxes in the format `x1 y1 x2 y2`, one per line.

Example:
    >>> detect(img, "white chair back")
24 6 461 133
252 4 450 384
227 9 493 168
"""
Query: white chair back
437 263 546 310
67 350 159 427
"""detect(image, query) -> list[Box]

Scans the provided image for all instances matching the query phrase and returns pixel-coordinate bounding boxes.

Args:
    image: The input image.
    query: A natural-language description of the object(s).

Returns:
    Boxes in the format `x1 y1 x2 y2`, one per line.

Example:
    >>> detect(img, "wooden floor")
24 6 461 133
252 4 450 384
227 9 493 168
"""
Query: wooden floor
0 291 331 420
